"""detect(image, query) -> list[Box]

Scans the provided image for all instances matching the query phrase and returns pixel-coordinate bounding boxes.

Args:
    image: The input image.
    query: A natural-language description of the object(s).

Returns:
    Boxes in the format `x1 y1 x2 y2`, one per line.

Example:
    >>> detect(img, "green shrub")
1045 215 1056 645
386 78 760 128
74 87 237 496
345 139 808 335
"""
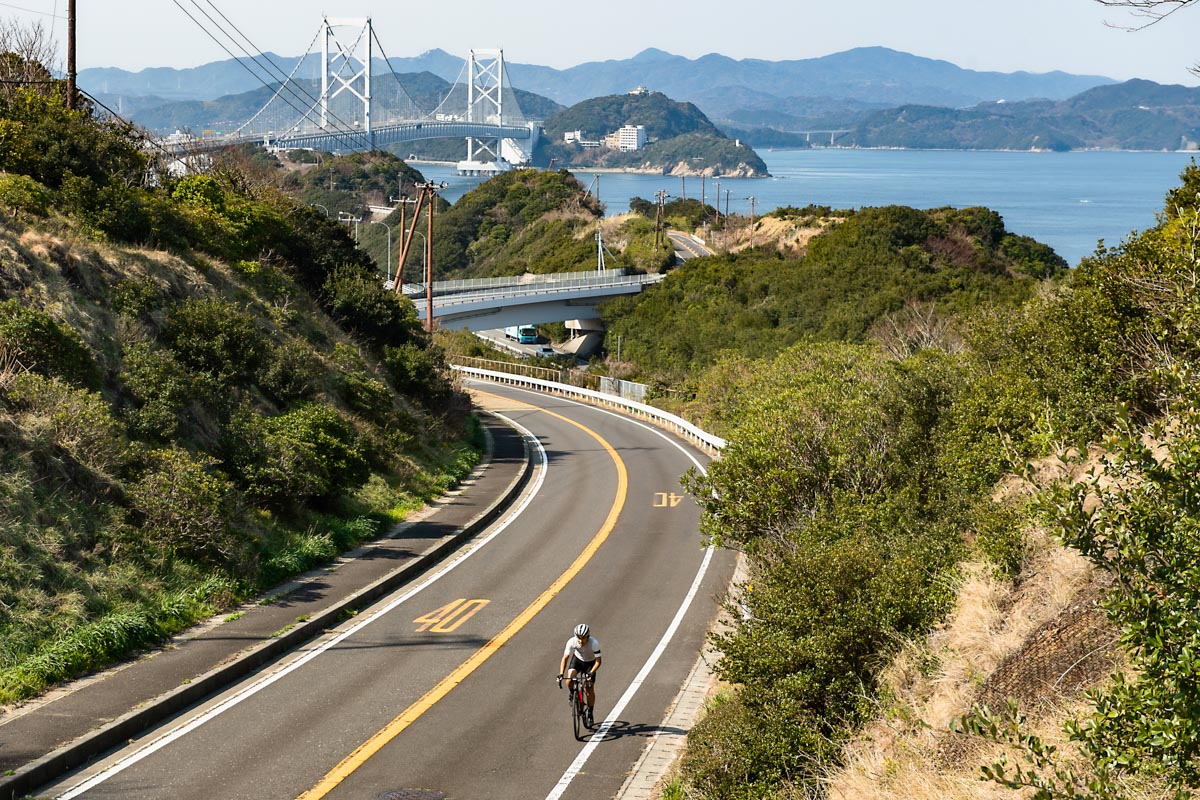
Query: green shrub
0 88 147 193
0 299 101 389
682 689 837 798
382 342 451 405
161 297 266 385
128 447 244 570
0 172 50 215
0 119 35 175
258 337 322 405
110 277 167 317
970 502 1027 579
340 370 395 423
6 372 126 479
120 343 196 440
224 403 369 509
170 174 226 211
321 265 424 349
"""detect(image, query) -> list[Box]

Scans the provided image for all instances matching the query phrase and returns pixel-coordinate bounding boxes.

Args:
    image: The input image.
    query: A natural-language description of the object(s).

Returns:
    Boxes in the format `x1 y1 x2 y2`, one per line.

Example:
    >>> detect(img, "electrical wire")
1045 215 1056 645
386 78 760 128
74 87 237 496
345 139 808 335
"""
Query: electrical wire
174 0 359 137
169 2 487 151
0 1 62 18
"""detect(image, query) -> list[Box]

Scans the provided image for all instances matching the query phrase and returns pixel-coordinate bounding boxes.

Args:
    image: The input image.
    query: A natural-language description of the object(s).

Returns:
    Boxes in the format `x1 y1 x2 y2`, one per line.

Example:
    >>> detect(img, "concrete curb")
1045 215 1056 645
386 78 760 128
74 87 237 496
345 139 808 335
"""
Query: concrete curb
617 551 749 800
0 413 532 800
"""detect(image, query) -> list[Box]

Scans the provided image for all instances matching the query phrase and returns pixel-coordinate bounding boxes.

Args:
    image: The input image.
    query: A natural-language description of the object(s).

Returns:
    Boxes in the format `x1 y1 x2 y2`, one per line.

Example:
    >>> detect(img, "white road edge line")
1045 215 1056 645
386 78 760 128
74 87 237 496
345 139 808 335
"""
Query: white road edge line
491 382 717 800
545 546 715 800
55 413 546 800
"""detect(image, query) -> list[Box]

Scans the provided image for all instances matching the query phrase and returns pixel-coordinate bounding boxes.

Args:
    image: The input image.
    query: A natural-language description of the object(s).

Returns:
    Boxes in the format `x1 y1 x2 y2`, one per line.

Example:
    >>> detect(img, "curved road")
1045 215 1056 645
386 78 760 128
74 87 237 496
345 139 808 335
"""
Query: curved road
667 231 713 261
44 382 735 800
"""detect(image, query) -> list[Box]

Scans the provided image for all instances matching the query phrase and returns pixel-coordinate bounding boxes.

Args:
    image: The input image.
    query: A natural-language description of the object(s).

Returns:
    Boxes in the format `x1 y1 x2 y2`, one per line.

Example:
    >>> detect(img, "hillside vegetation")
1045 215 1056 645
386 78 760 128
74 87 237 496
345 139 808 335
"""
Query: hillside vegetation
602 204 1068 386
0 58 476 702
613 159 1200 799
538 91 769 176
427 168 605 279
840 79 1200 151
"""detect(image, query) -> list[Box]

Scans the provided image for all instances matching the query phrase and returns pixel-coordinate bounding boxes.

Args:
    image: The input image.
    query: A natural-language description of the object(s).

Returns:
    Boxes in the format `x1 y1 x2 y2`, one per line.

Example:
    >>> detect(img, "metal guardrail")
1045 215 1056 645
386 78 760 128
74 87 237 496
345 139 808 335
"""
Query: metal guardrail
427 268 631 295
426 273 664 309
453 365 726 455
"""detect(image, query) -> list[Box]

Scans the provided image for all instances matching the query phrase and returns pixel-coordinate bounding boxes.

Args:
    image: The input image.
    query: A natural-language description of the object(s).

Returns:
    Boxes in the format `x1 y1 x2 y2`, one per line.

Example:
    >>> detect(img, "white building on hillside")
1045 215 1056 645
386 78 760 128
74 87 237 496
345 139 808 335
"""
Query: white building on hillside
616 124 647 152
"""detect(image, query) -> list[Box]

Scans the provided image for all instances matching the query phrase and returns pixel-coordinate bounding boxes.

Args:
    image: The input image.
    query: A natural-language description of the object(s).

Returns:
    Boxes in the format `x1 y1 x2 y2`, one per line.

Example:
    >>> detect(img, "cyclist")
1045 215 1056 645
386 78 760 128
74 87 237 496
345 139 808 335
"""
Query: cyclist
558 623 601 725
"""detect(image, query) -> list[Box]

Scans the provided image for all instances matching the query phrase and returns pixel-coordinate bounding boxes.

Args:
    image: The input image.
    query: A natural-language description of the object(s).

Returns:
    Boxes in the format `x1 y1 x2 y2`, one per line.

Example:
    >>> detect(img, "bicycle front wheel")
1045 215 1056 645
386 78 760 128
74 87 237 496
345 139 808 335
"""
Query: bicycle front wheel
571 691 585 740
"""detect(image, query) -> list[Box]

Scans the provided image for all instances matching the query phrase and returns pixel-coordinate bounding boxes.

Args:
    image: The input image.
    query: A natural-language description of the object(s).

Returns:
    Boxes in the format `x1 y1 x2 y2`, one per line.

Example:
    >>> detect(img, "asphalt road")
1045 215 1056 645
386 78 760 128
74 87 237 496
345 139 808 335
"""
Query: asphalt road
666 232 713 261
43 382 735 800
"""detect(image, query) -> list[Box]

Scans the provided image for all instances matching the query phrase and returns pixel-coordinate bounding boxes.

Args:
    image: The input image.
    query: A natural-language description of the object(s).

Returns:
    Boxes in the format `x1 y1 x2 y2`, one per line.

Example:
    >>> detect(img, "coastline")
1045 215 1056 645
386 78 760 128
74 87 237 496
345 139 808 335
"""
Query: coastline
402 160 771 179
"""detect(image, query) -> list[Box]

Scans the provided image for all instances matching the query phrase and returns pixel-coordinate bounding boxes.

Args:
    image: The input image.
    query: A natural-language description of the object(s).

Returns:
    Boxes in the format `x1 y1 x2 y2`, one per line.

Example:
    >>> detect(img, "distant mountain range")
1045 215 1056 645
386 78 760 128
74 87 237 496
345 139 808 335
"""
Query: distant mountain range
81 46 1113 128
82 46 1200 152
841 79 1200 151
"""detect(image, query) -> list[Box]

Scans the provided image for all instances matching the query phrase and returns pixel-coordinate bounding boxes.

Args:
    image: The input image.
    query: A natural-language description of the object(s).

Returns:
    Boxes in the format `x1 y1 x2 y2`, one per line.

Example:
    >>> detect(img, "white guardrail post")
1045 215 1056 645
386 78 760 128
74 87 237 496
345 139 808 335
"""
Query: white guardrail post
451 365 726 455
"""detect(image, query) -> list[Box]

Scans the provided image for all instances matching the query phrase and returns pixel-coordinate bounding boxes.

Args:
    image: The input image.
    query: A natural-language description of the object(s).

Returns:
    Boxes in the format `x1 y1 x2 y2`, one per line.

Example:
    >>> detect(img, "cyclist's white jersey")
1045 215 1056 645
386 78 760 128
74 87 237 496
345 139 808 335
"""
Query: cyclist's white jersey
564 635 601 662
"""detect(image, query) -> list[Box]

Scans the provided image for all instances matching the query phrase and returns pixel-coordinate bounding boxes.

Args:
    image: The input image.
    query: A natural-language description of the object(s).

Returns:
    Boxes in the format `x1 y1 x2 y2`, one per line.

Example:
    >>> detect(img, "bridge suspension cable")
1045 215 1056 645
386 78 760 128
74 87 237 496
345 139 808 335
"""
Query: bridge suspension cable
171 2 366 141
163 14 541 163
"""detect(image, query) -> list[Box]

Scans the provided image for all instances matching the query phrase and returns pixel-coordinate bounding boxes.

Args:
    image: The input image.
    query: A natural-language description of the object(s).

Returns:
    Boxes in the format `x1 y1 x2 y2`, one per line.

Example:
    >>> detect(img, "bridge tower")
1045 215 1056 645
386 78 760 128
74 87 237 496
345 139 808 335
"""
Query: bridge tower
321 17 373 150
458 49 511 175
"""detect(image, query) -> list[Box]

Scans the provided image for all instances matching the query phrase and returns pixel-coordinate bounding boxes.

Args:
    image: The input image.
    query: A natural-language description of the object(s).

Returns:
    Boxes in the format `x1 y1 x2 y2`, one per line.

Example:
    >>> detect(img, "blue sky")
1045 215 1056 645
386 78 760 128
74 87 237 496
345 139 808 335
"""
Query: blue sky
3 0 1198 84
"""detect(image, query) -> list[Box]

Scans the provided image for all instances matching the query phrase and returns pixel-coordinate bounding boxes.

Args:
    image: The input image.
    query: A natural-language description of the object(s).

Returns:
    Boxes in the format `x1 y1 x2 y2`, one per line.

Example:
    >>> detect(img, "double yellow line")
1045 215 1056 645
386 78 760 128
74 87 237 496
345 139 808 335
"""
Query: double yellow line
298 394 627 798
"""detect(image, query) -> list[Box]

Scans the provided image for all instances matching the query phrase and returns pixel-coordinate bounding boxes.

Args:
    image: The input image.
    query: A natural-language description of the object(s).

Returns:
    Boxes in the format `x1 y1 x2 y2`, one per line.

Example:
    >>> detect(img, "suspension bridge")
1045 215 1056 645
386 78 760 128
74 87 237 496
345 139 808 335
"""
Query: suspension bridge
163 17 541 175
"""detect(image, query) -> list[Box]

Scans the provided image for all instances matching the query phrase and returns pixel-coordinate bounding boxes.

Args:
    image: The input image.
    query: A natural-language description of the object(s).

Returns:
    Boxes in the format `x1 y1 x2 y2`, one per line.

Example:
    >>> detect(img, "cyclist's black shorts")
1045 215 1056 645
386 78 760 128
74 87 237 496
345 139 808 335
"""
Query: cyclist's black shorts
568 655 597 683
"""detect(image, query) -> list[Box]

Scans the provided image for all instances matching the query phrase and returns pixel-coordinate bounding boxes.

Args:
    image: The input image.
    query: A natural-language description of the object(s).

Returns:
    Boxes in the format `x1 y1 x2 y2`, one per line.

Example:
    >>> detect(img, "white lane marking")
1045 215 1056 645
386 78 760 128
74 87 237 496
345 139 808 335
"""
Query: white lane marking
477 381 721 800
55 414 546 800
544 546 715 800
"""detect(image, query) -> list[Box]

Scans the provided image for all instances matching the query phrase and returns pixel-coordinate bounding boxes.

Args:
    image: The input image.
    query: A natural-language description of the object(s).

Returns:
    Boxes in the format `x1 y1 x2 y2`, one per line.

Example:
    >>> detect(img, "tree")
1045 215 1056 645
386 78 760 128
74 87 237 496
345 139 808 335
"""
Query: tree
0 19 58 103
1095 0 1200 73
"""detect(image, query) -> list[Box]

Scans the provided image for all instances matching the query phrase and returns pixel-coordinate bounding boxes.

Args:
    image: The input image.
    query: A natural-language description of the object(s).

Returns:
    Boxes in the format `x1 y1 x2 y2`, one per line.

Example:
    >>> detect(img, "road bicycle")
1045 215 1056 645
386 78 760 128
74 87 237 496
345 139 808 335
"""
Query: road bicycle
557 671 594 740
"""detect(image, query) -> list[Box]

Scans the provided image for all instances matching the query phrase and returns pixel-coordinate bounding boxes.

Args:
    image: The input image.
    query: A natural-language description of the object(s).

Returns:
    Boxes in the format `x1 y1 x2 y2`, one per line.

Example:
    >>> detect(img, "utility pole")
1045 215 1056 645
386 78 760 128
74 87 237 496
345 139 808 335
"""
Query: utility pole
426 188 435 330
402 180 446 331
66 0 76 109
390 193 419 281
746 196 757 249
680 175 686 202
653 189 670 250
338 211 362 242
724 189 731 249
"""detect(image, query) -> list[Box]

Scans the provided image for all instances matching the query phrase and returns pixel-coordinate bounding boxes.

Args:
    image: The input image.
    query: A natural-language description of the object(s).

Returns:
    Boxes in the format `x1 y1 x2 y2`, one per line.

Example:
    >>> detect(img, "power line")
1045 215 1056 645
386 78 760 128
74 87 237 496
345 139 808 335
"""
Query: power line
176 1 350 131
170 1 365 145
0 1 63 19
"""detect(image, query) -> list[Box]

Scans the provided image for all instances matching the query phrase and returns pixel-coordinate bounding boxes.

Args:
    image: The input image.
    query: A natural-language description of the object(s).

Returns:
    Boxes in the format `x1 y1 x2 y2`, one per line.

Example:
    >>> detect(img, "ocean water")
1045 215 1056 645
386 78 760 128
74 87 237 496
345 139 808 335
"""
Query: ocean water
416 149 1200 267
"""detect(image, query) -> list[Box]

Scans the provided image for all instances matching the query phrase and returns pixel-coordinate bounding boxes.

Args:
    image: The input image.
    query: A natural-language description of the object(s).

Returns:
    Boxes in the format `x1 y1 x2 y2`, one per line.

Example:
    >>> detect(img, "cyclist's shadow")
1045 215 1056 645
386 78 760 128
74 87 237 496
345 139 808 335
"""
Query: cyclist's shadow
587 720 687 741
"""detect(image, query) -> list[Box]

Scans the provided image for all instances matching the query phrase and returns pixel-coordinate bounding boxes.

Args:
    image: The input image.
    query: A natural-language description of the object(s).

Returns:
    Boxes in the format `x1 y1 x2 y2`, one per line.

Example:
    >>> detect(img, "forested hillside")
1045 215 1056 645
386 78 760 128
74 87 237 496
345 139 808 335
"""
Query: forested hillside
537 91 769 176
602 204 1067 385
608 161 1200 798
426 168 604 279
0 56 477 703
843 79 1200 151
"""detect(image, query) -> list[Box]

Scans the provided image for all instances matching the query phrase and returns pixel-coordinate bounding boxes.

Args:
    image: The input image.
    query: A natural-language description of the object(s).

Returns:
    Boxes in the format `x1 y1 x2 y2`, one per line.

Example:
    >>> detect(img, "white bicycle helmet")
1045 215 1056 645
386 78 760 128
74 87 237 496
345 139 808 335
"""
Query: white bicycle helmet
574 623 590 638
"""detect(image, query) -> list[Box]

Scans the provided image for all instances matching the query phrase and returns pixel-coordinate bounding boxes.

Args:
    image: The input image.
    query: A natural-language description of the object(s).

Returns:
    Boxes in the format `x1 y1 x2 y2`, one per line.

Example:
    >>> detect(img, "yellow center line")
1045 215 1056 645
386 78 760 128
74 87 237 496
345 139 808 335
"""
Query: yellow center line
297 394 627 799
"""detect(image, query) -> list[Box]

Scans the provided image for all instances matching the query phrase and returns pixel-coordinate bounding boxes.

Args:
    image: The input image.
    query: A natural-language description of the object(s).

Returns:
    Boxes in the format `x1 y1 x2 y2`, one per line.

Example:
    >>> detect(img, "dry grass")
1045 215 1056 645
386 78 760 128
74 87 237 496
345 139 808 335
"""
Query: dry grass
823 522 1117 800
723 214 830 256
